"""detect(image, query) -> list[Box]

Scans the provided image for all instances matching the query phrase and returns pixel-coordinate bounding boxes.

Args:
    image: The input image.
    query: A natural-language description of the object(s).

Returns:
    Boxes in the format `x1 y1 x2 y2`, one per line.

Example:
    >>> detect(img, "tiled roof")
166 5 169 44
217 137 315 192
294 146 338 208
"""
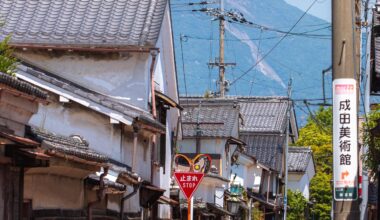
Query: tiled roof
26 126 108 163
86 174 126 192
373 10 380 80
0 72 47 99
17 65 165 130
238 97 289 133
0 0 167 47
288 147 312 172
180 98 240 138
241 134 285 172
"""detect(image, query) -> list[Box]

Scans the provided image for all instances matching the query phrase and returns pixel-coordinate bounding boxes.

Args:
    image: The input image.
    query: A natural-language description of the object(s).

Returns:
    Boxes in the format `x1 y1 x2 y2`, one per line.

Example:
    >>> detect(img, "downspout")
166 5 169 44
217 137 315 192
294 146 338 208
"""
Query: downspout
132 126 139 172
150 50 158 183
87 167 108 220
120 182 142 220
267 171 271 203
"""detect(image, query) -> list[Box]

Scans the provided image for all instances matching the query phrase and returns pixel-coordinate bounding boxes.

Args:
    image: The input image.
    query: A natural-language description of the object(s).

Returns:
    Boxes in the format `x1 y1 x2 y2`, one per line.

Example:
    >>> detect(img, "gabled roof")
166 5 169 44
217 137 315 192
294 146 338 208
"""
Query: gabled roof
16 64 165 131
238 97 289 133
0 0 167 47
288 147 313 173
241 134 284 172
180 98 240 138
26 126 108 163
0 72 47 99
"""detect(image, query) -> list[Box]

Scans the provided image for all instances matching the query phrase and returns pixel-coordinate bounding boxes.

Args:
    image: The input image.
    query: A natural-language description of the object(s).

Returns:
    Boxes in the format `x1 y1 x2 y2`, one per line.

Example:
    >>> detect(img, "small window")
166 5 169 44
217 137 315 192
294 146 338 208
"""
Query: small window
156 103 168 169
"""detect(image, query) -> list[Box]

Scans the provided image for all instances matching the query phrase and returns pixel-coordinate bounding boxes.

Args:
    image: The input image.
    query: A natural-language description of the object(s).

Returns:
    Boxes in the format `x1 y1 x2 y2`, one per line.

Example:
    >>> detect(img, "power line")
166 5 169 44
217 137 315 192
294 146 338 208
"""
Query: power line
229 0 319 86
180 34 189 102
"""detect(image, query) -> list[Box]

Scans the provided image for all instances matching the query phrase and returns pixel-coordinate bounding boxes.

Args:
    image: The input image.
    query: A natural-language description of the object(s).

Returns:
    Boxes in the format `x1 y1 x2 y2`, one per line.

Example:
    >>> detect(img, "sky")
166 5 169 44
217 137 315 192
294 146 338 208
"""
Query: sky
285 0 331 22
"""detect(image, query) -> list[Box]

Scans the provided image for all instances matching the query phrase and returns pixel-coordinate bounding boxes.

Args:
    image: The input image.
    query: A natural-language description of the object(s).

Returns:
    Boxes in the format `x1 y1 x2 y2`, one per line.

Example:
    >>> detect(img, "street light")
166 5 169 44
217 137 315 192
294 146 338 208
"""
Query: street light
227 199 240 216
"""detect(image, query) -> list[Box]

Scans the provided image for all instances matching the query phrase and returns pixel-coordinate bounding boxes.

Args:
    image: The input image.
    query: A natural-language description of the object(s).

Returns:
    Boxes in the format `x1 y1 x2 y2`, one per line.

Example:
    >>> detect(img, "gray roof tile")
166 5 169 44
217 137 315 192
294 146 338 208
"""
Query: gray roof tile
0 72 48 99
180 98 240 138
238 97 289 133
241 134 284 172
27 126 108 163
0 0 167 47
288 147 312 172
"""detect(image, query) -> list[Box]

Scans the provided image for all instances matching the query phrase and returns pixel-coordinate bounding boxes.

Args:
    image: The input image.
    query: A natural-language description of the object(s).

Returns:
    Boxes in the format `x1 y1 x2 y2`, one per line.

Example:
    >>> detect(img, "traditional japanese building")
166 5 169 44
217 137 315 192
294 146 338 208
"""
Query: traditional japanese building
176 97 246 219
287 147 316 200
0 0 181 219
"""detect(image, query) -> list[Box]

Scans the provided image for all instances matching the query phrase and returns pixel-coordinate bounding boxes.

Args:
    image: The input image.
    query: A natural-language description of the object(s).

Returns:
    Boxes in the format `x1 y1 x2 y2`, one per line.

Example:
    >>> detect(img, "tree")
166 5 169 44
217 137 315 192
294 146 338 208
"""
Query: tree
363 104 380 178
0 36 17 76
287 189 308 220
295 107 332 220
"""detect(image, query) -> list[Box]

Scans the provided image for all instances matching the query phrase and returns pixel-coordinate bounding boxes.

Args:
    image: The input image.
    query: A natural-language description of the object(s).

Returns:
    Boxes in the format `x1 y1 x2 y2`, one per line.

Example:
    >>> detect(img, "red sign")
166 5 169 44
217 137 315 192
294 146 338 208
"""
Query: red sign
174 172 204 200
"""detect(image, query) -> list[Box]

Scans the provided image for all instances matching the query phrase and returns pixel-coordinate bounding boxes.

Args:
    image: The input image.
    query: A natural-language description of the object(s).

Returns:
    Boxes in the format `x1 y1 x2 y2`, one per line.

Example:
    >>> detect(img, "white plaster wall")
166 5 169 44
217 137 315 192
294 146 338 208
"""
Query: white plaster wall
152 4 181 218
28 100 152 181
29 102 122 159
178 138 225 155
15 51 150 110
178 138 232 178
288 173 310 200
193 184 217 204
251 166 263 192
231 164 246 187
24 174 84 210
288 158 315 200
231 163 262 190
261 172 277 196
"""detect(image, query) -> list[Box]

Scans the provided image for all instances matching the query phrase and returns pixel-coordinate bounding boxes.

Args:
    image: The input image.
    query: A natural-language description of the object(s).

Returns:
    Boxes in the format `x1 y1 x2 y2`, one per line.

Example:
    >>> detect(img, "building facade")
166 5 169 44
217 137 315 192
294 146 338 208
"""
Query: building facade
0 0 180 219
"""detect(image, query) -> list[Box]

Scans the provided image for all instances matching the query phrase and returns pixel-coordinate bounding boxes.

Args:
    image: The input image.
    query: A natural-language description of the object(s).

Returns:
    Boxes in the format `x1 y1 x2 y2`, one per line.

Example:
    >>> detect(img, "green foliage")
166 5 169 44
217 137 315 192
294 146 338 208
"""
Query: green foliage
362 104 380 178
309 172 332 220
295 107 332 219
287 189 307 220
0 36 17 76
252 202 264 220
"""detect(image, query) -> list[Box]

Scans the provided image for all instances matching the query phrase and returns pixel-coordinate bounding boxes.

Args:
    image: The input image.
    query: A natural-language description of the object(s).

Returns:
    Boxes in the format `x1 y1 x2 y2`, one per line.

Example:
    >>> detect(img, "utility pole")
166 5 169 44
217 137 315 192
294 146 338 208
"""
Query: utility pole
207 0 236 97
283 79 292 220
332 0 361 219
219 0 225 97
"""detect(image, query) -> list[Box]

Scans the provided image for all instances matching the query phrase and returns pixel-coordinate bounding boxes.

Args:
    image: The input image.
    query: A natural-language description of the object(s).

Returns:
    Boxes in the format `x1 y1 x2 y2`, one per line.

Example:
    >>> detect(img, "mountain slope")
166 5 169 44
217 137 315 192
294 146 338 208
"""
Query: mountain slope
171 0 331 123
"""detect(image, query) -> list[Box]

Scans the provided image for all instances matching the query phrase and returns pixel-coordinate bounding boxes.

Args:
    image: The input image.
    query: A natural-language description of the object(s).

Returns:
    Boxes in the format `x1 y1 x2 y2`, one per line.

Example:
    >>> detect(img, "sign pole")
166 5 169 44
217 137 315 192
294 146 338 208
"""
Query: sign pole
173 154 210 220
188 198 191 220
332 0 361 219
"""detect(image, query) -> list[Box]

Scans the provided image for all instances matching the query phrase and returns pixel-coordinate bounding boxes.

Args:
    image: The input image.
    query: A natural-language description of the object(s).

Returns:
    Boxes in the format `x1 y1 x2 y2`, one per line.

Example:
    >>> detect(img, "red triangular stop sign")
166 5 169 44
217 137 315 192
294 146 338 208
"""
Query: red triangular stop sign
174 172 205 200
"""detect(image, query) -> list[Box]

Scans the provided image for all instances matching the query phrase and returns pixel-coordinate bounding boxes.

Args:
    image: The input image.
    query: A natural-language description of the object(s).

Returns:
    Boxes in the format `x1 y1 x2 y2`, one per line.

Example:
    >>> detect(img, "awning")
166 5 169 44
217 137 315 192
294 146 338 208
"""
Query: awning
200 211 216 217
18 148 50 160
227 136 246 146
155 90 183 110
7 147 50 167
134 115 166 134
86 174 126 194
207 203 234 216
139 183 165 208
118 170 140 185
204 173 230 183
157 195 179 206
0 130 39 147
247 191 277 209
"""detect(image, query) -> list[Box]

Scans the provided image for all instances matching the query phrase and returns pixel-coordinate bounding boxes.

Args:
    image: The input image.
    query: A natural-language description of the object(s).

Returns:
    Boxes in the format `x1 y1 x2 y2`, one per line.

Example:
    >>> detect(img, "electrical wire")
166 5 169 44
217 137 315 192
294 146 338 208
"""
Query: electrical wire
180 34 189 102
229 0 319 86
249 28 263 96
